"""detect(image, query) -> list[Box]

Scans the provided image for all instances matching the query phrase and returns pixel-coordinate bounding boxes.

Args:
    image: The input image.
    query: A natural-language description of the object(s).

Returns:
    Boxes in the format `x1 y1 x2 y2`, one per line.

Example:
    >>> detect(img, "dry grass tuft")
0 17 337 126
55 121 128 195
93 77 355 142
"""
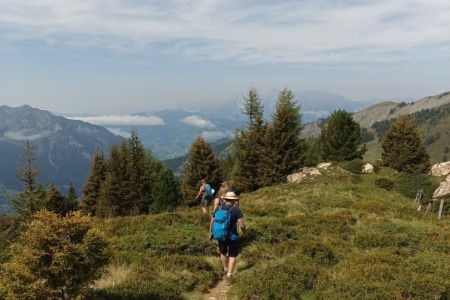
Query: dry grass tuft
94 264 133 289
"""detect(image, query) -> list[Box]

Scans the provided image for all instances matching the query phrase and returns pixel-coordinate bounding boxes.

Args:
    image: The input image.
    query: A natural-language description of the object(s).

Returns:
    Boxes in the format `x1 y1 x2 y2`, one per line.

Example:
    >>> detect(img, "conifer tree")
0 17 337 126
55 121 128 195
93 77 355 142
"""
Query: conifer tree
235 114 268 192
319 109 366 161
97 131 158 217
65 183 79 214
151 168 181 213
97 144 128 217
264 89 305 185
126 129 153 214
232 89 268 192
381 114 431 173
45 183 65 216
13 140 45 219
0 210 110 299
242 88 264 124
181 133 221 204
80 151 107 216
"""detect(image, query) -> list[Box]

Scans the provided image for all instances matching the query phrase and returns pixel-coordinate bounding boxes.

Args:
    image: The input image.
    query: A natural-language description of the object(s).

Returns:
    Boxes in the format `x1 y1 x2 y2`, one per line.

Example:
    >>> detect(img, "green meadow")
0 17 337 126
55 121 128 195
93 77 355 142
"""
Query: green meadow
91 166 450 299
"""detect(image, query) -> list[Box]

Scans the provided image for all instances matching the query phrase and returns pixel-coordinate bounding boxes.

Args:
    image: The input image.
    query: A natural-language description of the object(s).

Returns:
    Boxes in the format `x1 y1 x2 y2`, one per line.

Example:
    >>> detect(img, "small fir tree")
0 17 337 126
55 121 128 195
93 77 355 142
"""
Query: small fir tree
319 109 366 161
65 183 79 214
0 210 110 299
181 133 221 204
151 168 181 213
381 114 431 173
45 183 65 216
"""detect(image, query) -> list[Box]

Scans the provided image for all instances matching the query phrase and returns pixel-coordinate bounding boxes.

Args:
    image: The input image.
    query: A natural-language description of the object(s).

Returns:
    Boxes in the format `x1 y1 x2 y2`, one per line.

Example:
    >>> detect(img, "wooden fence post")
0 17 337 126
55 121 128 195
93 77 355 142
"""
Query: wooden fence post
437 199 445 220
425 203 432 216
412 189 423 209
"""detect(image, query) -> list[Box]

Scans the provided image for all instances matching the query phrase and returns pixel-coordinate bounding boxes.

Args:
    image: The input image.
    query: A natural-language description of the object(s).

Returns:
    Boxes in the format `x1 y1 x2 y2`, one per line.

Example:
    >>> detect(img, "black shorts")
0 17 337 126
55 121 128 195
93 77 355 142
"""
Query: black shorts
218 239 239 257
201 195 212 207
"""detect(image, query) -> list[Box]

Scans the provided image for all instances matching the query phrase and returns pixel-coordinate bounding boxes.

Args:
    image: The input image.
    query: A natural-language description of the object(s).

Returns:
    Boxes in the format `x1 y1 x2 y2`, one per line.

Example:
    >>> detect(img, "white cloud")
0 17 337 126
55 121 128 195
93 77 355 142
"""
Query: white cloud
3 130 51 141
106 127 132 138
67 115 165 125
181 115 215 129
0 0 449 65
202 130 227 141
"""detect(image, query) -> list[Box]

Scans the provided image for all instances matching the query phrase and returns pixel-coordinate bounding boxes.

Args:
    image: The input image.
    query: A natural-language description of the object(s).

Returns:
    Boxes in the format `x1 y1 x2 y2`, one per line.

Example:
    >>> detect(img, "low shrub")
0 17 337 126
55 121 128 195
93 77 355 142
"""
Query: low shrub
375 177 394 190
341 159 365 174
394 173 438 200
229 255 326 300
300 209 357 240
95 279 184 300
317 251 406 299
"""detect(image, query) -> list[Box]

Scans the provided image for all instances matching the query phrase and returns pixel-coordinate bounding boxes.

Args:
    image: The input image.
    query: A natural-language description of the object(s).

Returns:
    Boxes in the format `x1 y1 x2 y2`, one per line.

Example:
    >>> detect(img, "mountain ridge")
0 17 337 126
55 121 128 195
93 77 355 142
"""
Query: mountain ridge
0 105 123 198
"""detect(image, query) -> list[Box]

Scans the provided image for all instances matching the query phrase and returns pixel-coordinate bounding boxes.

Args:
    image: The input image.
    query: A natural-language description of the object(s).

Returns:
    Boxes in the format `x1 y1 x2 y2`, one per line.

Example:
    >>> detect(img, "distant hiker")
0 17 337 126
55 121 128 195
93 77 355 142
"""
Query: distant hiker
196 179 214 214
213 181 230 212
209 191 247 284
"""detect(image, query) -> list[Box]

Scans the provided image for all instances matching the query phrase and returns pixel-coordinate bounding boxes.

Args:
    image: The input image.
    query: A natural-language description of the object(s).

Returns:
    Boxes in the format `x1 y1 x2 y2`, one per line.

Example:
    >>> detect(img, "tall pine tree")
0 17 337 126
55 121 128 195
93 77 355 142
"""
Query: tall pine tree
263 89 304 185
80 151 107 216
126 129 153 214
97 144 126 218
233 90 268 192
381 114 430 173
13 140 46 220
181 133 221 204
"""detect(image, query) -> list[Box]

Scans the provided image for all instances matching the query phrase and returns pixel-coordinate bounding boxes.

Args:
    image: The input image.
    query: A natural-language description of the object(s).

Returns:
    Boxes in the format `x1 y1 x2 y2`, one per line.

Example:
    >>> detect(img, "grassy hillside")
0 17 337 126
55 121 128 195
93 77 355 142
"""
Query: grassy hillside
90 166 450 299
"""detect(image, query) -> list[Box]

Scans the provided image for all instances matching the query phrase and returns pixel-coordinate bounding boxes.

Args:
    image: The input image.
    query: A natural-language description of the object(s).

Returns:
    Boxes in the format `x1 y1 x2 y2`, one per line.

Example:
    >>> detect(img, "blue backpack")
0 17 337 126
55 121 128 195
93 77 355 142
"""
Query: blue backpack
204 184 213 198
211 205 237 241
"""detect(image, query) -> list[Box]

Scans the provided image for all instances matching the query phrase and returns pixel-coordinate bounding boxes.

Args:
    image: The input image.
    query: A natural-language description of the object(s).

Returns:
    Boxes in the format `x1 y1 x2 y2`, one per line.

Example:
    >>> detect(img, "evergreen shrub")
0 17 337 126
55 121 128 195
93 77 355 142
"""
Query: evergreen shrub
375 177 394 190
341 159 365 174
394 173 438 200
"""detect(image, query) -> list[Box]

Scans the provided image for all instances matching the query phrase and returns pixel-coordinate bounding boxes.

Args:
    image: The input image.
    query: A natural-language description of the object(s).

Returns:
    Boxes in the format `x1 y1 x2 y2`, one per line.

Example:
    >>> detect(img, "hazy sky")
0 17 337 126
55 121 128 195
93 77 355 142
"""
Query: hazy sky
1 0 449 115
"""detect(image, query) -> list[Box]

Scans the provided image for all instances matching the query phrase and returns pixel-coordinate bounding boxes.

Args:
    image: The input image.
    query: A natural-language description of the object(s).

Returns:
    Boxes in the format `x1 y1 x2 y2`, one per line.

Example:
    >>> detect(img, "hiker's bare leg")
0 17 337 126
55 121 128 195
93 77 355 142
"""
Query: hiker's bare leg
220 253 228 270
227 257 236 276
202 206 207 213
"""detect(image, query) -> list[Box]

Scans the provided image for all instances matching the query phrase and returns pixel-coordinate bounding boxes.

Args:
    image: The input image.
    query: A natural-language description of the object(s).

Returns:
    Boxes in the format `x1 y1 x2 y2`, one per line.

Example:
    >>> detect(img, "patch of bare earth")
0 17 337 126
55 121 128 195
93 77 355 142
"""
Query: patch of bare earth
202 277 229 300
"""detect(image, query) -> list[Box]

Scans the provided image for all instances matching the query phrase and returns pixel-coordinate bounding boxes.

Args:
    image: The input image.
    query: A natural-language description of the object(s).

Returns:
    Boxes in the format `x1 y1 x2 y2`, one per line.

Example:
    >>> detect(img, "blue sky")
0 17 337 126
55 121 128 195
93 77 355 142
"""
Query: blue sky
1 0 449 116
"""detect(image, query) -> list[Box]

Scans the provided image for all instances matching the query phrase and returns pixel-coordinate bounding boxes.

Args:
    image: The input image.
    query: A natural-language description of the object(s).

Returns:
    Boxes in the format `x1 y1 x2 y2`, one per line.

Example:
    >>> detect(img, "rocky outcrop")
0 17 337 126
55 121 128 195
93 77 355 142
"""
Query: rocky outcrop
287 167 321 183
430 162 450 176
432 174 450 198
361 163 374 173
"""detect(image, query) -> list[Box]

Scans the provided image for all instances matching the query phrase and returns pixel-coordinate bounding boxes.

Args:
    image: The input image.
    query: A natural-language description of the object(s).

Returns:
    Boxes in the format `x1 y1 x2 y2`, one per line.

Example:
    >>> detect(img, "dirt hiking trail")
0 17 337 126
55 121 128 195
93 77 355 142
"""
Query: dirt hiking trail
202 277 229 300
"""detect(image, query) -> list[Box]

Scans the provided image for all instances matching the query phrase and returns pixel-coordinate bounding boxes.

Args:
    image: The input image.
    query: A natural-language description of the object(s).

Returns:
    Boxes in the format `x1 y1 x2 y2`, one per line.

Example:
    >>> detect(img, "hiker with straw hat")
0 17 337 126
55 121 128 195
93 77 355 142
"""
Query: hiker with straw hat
209 191 247 284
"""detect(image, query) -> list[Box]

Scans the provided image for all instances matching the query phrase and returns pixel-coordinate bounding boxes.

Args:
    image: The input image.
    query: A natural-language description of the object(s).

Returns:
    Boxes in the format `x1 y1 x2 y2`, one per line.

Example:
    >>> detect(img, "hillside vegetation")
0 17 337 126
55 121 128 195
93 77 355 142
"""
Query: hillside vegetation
90 166 450 299
302 91 450 164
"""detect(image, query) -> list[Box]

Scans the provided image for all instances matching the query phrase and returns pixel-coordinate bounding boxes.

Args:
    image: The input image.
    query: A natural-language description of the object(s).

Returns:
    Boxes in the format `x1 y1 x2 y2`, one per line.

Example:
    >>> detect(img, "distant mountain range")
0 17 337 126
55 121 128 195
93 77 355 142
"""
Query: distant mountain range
95 90 387 160
3 90 441 214
0 105 123 206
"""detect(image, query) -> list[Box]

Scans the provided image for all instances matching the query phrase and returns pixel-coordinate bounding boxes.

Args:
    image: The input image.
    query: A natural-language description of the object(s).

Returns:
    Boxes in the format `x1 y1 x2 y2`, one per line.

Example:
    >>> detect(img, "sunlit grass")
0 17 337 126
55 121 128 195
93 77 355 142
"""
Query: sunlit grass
90 166 450 299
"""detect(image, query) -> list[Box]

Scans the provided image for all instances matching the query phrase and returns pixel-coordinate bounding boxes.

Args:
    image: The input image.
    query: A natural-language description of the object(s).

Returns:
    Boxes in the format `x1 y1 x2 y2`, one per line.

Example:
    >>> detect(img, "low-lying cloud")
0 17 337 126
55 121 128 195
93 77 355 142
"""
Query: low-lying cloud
68 115 165 126
202 130 228 141
3 130 51 141
106 128 132 138
181 115 215 129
